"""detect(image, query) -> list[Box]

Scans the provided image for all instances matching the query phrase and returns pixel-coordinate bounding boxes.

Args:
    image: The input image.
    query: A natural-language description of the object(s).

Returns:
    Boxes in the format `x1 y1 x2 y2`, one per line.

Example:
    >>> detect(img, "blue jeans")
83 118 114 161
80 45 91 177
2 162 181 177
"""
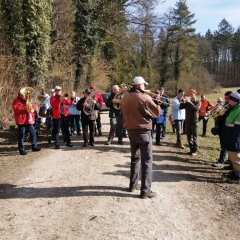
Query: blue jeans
18 124 37 152
174 120 183 142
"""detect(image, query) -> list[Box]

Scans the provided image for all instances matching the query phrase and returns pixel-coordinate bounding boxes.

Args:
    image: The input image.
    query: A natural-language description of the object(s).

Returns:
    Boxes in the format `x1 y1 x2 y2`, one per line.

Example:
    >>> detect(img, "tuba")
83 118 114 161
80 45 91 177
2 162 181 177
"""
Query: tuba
20 87 34 113
113 84 131 110
83 88 98 115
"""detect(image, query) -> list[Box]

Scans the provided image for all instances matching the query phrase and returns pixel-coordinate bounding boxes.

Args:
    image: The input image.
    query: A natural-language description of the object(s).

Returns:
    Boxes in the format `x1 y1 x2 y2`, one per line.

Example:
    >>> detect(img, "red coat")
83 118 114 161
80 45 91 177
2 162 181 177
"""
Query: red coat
94 92 104 107
12 97 37 125
50 96 71 119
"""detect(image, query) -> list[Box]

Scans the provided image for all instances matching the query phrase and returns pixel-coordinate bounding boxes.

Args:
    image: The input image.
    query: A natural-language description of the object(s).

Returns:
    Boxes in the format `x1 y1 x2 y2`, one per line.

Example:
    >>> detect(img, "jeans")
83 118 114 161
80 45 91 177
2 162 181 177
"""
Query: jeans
128 131 153 194
151 123 164 143
174 120 183 142
18 124 37 152
70 115 81 134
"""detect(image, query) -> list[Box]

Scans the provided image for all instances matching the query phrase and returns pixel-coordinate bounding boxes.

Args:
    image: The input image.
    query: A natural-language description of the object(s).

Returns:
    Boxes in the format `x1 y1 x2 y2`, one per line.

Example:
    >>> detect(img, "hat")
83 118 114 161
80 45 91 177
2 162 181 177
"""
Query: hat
132 76 149 85
188 89 197 95
211 127 219 136
178 89 184 93
54 86 61 91
51 89 55 93
229 92 240 103
155 90 160 94
89 84 95 89
160 87 164 90
83 88 91 94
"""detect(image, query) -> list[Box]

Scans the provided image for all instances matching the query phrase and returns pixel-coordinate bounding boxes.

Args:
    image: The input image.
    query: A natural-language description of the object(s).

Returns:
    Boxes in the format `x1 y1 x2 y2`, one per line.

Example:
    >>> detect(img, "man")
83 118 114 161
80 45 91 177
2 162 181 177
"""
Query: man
45 89 55 137
179 89 200 156
76 89 100 147
221 92 240 181
50 86 73 149
212 91 233 167
121 76 161 199
198 94 214 137
172 89 186 149
12 88 41 155
159 87 170 137
105 85 124 145
89 84 103 136
68 90 81 135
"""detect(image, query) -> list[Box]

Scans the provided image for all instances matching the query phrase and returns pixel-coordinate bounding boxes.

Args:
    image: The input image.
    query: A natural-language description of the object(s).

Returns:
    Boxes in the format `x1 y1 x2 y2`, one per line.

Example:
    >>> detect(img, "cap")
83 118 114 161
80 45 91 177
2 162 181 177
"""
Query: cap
54 86 61 91
188 89 197 95
160 87 164 90
132 76 149 85
229 92 240 103
154 90 160 94
51 89 55 93
83 88 92 94
178 89 184 93
89 84 95 89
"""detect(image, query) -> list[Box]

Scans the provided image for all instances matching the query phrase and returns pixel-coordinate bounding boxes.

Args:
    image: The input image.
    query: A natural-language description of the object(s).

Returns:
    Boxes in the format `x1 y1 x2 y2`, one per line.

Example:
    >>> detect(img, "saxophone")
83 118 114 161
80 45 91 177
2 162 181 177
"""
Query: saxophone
83 88 98 115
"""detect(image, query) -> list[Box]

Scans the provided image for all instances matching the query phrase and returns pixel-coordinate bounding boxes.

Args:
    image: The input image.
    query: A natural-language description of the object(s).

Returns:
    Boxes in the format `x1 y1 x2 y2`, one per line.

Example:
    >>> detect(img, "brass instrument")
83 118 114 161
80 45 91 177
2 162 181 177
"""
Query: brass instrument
63 92 71 99
37 89 46 102
113 84 132 110
83 88 98 115
143 90 163 105
20 87 34 113
204 103 230 120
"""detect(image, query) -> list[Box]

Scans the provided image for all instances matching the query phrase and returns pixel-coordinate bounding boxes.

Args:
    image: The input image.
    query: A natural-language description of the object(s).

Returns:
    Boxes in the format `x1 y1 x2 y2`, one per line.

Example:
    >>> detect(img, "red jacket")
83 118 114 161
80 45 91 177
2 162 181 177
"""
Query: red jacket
50 95 71 119
12 97 37 125
94 92 104 107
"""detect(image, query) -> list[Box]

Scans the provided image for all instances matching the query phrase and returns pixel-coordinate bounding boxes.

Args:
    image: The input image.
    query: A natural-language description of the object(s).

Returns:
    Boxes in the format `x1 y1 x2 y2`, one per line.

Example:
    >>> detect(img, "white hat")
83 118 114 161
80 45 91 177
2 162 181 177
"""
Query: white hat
51 89 55 93
132 76 149 85
54 86 61 91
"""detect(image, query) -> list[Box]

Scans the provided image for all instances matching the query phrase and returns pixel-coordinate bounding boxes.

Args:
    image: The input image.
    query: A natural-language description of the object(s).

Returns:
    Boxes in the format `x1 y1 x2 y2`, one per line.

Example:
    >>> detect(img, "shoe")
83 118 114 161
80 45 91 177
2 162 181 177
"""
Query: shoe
140 191 157 199
212 162 224 167
20 150 27 155
123 134 127 138
55 144 60 149
191 152 197 156
226 172 240 180
223 165 233 170
129 184 141 192
178 141 185 149
77 132 82 136
156 142 162 146
99 130 102 136
83 143 88 147
105 140 111 145
66 143 73 147
32 147 41 152
90 142 95 146
225 159 231 164
201 134 206 137
118 141 123 145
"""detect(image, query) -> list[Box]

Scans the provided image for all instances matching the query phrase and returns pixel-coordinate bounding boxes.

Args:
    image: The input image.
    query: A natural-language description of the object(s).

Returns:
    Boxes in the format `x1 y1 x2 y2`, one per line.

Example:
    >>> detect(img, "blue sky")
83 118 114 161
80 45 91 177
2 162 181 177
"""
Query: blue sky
154 0 240 35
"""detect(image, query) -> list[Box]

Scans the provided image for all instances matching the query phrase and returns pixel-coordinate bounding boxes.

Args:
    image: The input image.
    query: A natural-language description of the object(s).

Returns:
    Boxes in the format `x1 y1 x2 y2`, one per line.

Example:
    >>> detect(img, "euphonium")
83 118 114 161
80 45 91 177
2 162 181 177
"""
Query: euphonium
83 88 98 115
204 103 230 120
20 87 34 113
113 84 131 110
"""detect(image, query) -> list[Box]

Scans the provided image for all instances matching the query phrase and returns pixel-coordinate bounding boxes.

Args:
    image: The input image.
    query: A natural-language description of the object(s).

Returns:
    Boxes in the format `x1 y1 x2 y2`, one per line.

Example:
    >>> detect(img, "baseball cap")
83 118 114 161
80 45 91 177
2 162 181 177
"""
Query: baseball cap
54 86 61 91
132 76 149 85
89 84 95 89
83 88 92 94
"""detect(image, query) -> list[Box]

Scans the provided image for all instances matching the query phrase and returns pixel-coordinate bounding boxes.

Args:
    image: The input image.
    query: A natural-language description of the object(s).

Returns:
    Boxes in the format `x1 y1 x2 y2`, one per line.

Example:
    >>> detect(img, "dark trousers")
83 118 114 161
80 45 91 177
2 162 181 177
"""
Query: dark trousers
53 117 71 145
128 131 153 194
174 120 183 142
198 116 208 136
70 115 81 134
151 123 164 144
82 119 95 144
18 124 37 152
116 115 123 142
186 122 198 153
96 111 101 131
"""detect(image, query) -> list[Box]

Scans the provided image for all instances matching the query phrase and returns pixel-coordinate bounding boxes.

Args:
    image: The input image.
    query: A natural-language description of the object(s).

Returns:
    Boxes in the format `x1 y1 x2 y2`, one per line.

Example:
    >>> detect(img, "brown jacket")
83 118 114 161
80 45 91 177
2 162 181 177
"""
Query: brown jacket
121 88 161 133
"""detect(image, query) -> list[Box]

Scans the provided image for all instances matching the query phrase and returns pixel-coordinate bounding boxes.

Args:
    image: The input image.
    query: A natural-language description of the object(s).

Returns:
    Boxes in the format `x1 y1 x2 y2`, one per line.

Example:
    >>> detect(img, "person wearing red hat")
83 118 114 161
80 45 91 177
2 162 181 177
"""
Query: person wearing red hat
179 89 200 156
89 84 104 136
12 88 41 155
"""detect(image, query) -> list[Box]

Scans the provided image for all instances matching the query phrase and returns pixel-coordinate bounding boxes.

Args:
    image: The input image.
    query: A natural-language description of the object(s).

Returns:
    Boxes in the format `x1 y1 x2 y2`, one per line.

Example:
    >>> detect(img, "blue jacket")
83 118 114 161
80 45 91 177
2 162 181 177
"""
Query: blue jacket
152 108 166 124
67 97 81 115
171 96 185 120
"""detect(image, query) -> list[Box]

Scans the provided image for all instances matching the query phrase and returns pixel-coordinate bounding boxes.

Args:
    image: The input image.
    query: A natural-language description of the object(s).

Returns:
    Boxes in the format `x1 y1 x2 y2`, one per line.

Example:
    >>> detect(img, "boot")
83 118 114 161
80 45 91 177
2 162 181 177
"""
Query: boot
179 141 185 149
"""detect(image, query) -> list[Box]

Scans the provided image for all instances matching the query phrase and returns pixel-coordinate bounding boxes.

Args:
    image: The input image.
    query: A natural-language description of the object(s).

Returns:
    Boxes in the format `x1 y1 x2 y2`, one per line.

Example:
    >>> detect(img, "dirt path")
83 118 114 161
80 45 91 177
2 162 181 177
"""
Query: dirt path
0 112 239 240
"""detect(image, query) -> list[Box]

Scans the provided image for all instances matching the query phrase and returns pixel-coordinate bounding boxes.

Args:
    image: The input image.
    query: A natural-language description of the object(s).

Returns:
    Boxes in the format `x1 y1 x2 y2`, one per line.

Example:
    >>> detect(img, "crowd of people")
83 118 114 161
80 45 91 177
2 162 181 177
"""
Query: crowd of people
11 78 240 199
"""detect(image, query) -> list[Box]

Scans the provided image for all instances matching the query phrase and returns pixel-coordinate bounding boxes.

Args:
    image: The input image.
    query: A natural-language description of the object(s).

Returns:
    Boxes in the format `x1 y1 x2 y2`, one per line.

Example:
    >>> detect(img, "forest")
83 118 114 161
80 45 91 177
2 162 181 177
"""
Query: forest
0 0 240 126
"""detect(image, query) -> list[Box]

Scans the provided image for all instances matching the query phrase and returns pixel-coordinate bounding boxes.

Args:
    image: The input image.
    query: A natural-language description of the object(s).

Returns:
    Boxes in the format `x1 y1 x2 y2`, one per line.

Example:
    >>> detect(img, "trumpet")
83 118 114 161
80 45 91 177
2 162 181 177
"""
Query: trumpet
204 103 230 120
62 92 71 99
